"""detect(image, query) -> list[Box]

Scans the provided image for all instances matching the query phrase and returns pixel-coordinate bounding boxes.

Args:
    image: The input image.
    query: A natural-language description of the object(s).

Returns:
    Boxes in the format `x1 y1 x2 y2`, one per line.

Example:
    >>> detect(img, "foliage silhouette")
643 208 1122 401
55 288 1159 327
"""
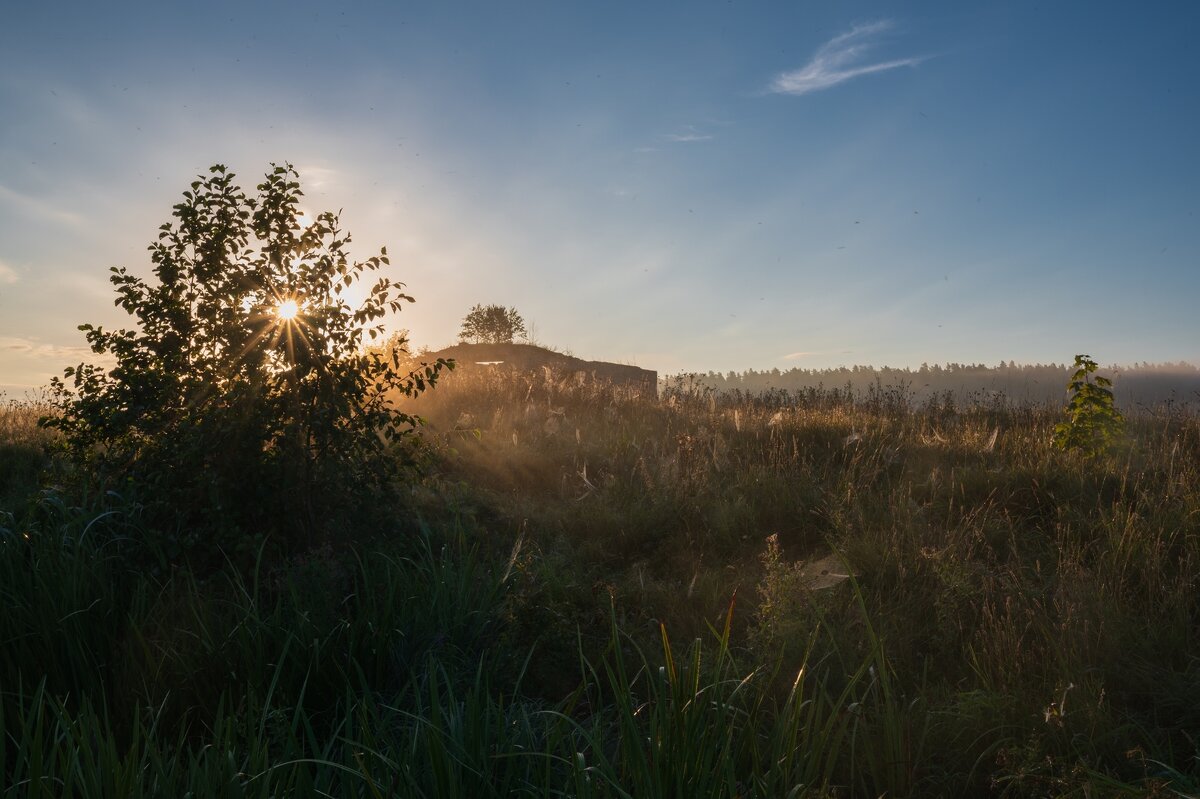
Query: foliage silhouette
459 303 527 344
1052 354 1125 455
43 163 451 564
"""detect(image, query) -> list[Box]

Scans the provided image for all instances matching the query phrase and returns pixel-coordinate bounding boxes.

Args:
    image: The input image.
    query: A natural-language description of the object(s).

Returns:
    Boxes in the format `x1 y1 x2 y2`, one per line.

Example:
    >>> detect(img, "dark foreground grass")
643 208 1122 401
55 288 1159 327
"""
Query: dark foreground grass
3 374 1199 796
3 493 937 797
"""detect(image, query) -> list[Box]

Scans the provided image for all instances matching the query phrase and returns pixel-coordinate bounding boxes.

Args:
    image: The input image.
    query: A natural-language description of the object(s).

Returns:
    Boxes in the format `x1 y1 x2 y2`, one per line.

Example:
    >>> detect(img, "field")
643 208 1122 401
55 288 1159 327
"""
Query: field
2 369 1199 797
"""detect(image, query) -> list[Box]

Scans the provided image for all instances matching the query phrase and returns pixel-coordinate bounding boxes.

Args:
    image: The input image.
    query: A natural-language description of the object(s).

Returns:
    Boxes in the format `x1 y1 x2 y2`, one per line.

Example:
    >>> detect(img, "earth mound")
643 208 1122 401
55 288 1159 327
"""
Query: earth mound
423 343 657 395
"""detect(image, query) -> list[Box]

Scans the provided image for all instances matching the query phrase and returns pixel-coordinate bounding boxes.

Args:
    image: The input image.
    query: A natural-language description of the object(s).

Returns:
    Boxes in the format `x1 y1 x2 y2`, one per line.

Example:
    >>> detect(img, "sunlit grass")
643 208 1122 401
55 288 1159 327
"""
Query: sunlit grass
397 363 1200 794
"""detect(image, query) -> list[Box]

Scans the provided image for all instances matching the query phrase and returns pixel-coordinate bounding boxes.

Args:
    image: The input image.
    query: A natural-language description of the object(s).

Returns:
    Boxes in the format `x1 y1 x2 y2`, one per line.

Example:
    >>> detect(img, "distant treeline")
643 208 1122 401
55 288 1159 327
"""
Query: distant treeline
677 361 1200 410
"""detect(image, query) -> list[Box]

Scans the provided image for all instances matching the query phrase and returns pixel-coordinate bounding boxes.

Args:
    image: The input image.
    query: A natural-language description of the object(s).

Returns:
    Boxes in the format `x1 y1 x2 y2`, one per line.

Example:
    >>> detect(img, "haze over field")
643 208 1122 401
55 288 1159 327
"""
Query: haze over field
1 1 1197 393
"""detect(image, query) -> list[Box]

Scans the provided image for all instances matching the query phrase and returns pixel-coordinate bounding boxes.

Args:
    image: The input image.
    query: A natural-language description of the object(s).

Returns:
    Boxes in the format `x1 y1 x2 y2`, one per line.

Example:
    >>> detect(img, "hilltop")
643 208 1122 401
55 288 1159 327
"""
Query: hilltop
421 342 658 395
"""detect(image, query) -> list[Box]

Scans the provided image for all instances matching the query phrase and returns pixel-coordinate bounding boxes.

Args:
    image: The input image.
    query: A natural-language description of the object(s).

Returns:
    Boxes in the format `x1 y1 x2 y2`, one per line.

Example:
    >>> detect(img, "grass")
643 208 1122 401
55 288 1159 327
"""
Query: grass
0 502 934 796
0 393 54 511
3 370 1199 795
405 364 1200 794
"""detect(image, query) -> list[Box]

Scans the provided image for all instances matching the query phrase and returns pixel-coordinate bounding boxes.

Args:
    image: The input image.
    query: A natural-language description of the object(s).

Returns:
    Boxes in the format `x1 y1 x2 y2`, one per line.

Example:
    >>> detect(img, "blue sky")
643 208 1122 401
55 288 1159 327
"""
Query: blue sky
1 1 1197 391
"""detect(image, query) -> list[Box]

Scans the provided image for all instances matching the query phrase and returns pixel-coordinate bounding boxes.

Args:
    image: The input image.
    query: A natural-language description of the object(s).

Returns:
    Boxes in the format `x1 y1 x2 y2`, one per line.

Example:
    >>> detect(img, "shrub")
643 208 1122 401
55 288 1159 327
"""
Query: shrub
42 164 451 563
1052 354 1124 456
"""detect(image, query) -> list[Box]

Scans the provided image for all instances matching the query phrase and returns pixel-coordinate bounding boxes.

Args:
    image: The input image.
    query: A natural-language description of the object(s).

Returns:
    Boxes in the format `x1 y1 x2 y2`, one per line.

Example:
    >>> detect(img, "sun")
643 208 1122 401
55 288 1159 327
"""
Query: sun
276 299 300 320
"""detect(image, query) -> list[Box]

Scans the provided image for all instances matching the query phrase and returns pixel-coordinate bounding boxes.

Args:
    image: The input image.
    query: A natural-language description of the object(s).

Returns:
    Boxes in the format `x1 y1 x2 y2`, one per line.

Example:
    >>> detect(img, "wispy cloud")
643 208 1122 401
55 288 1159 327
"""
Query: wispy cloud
297 164 339 191
0 259 18 284
661 125 714 143
781 349 853 360
0 183 90 229
0 336 97 362
769 20 925 96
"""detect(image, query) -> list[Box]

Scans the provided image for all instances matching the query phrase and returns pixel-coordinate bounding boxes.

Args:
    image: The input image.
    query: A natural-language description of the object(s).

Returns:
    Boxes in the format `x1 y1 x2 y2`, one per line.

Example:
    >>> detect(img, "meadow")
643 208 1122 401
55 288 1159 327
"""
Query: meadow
2 367 1198 797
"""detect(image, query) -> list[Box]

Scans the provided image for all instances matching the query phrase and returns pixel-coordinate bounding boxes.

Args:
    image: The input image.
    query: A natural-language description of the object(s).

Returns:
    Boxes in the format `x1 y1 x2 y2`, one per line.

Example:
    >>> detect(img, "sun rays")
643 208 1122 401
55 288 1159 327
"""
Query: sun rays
228 290 317 378
276 298 300 320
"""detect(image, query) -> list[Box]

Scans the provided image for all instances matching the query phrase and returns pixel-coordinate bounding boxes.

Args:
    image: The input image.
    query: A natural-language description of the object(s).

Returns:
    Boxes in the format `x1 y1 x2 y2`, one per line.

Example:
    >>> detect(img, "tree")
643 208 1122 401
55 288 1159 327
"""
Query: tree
43 163 451 563
1052 354 1124 455
458 304 527 344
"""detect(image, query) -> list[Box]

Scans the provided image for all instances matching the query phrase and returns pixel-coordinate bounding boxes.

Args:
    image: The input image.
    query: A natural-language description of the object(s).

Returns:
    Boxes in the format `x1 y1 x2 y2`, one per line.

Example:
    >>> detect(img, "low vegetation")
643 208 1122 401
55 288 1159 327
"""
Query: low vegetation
4 364 1198 796
3 165 1198 796
403 364 1200 794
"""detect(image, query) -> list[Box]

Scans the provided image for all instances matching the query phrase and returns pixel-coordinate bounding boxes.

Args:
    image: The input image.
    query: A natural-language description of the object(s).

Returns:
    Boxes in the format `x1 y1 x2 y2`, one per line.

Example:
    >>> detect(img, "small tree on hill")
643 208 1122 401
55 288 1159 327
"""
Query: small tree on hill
43 163 451 564
459 304 527 344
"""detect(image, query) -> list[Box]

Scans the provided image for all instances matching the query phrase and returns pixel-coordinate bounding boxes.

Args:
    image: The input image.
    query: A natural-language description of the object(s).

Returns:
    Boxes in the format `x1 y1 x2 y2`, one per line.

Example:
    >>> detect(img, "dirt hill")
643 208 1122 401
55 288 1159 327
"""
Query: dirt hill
423 343 657 396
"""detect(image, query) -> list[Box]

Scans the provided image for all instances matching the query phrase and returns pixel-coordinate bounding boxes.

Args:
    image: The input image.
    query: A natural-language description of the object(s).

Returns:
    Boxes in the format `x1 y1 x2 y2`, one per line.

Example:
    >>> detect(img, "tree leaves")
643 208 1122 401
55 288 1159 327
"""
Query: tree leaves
1052 355 1125 456
459 304 527 345
42 163 451 563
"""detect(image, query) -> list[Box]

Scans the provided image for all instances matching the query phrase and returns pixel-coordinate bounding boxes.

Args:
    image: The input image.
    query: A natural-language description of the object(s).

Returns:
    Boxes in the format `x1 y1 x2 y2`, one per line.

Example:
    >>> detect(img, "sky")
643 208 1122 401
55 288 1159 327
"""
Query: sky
1 1 1197 393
